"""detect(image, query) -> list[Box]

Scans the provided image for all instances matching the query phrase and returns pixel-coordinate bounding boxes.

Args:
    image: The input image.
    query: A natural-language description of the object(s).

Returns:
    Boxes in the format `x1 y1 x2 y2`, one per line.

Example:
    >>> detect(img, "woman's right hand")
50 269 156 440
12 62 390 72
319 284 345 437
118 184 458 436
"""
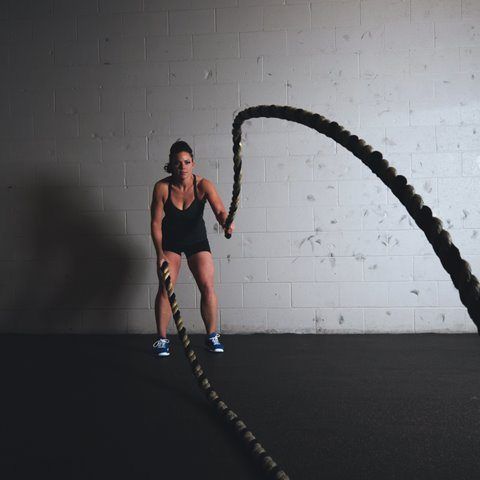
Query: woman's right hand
156 256 168 277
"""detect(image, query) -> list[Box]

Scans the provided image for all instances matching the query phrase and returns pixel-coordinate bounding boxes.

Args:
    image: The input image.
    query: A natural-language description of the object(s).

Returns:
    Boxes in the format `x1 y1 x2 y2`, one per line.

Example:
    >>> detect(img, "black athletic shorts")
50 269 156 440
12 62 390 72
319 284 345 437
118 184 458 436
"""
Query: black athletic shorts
162 238 211 258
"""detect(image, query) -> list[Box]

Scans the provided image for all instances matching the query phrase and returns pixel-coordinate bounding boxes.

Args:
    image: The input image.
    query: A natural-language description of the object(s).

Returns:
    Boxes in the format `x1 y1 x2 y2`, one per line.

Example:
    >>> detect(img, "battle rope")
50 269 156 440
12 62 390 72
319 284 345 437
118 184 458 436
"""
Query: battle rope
159 261 290 480
157 104 480 480
223 105 480 333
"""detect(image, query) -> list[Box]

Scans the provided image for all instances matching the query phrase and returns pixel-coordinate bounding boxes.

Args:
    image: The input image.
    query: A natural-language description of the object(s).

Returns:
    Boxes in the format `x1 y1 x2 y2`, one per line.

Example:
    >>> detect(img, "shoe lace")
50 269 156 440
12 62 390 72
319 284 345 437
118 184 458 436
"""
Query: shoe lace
153 339 169 348
210 334 221 345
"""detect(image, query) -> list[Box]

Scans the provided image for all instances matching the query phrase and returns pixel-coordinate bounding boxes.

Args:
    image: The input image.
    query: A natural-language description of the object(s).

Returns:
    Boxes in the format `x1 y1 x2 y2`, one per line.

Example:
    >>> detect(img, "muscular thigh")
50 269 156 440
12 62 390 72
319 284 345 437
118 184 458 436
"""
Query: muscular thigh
186 251 215 290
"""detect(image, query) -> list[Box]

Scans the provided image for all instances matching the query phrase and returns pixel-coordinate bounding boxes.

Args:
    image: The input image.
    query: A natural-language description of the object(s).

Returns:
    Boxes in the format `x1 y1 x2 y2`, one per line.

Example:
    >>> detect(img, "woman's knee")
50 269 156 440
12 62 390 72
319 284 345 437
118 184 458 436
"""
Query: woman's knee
199 283 216 298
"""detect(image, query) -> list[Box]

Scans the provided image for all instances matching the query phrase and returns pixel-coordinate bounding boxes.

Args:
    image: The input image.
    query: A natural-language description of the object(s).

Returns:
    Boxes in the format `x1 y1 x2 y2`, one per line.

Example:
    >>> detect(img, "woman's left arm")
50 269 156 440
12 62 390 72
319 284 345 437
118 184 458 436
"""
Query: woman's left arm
203 179 235 236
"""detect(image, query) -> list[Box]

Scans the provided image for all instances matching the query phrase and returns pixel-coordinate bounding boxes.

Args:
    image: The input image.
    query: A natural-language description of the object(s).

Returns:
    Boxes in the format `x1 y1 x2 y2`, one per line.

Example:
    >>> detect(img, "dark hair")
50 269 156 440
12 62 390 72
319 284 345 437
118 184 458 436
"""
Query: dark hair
164 140 194 173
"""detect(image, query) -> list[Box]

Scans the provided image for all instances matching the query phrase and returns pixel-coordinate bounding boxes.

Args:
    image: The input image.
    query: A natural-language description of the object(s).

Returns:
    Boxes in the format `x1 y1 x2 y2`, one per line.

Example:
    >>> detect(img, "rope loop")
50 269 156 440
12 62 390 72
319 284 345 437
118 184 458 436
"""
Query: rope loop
227 105 480 333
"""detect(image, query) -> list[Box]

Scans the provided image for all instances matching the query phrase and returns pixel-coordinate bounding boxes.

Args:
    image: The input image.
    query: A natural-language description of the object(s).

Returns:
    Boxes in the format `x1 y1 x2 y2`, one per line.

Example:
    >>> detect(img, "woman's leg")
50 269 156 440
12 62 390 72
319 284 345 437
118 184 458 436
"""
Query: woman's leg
186 251 218 334
155 250 182 337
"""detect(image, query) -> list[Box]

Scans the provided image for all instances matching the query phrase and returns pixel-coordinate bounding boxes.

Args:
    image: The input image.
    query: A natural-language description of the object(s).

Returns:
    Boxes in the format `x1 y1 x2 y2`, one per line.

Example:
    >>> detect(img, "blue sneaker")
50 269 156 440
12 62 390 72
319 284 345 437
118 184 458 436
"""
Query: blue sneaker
153 338 170 357
205 332 224 353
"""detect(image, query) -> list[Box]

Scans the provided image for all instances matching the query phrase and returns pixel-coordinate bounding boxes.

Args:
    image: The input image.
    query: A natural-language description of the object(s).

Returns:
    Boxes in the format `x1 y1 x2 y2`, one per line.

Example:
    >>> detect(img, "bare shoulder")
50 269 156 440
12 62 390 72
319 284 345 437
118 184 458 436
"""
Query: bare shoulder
152 176 171 203
196 175 215 197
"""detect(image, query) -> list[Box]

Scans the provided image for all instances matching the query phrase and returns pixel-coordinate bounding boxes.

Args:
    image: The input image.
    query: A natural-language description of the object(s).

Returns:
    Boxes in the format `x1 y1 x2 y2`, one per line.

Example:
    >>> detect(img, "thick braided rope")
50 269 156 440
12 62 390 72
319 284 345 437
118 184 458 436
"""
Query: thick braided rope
223 105 480 333
159 261 290 480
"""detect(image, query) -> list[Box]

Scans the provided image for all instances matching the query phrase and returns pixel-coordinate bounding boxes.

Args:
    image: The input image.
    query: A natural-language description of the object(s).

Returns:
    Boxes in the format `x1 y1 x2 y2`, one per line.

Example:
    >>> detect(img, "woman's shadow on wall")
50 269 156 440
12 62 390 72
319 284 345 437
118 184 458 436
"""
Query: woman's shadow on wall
1 172 271 480
2 171 138 333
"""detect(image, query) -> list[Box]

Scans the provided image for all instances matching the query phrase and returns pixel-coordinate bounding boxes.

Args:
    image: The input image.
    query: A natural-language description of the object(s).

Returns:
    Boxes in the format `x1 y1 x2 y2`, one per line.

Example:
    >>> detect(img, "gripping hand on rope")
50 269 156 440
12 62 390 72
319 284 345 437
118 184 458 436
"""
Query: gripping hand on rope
223 220 235 238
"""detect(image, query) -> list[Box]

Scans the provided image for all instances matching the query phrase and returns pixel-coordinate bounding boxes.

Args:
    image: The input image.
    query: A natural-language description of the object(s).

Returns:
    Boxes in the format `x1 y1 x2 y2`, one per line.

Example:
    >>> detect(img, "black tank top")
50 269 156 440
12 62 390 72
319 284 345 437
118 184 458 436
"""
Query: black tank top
161 174 208 246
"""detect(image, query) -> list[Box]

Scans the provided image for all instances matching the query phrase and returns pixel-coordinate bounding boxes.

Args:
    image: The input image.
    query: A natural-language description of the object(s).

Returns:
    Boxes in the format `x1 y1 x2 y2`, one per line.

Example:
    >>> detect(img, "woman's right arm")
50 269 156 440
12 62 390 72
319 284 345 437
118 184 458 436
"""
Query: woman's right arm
150 182 165 267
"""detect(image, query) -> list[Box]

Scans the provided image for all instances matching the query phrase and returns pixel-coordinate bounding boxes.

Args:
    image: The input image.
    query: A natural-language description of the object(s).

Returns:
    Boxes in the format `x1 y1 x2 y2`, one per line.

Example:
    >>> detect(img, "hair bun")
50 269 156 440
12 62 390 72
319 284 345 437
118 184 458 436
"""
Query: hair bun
169 139 193 157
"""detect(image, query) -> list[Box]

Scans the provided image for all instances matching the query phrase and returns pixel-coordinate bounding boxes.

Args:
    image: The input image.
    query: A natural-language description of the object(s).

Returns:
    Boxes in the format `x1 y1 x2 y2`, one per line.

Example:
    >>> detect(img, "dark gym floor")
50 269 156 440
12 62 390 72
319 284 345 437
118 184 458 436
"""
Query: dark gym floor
2 334 480 480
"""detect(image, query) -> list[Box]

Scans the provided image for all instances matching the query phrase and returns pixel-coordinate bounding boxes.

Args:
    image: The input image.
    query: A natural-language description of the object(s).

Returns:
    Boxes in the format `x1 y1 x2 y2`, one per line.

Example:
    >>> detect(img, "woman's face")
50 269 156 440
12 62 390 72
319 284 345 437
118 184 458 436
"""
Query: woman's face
171 151 194 179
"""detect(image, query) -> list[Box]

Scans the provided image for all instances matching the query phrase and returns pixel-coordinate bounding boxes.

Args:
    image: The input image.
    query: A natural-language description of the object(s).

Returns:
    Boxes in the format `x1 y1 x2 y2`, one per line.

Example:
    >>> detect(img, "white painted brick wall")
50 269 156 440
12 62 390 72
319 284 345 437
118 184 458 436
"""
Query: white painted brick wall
361 0 410 25
1 0 479 335
243 181 289 207
314 206 363 231
414 307 466 333
267 307 316 333
315 308 364 334
286 29 335 57
240 30 286 57
216 6 262 33
220 307 266 333
364 308 414 333
292 282 338 308
244 282 291 307
169 9 214 35
267 257 315 282
310 1 360 28
193 32 239 59
243 232 290 257
340 282 389 307
263 4 309 31
316 256 363 282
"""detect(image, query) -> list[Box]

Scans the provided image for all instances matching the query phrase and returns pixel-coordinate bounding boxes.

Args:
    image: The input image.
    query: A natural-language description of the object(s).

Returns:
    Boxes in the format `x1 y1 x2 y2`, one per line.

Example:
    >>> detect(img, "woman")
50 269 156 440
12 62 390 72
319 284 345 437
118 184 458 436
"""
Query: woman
150 140 234 357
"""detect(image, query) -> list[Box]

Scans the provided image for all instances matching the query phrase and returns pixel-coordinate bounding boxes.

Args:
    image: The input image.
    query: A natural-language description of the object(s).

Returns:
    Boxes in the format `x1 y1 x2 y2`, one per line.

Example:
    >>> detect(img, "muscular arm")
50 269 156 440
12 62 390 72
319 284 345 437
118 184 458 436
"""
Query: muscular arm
203 179 235 235
150 182 165 262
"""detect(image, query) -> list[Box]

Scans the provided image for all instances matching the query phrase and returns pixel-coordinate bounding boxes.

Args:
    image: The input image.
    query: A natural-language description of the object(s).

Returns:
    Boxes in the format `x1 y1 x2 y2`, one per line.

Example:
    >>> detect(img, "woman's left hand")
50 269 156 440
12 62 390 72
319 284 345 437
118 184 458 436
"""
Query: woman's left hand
224 221 235 236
